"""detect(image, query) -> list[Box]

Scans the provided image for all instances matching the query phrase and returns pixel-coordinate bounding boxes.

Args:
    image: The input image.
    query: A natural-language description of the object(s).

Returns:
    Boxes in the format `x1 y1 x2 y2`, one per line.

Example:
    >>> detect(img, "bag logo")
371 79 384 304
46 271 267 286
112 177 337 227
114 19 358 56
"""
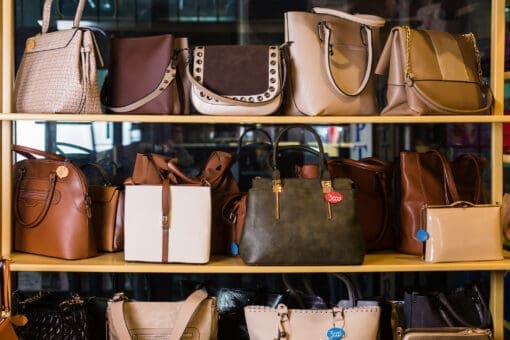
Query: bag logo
324 191 343 204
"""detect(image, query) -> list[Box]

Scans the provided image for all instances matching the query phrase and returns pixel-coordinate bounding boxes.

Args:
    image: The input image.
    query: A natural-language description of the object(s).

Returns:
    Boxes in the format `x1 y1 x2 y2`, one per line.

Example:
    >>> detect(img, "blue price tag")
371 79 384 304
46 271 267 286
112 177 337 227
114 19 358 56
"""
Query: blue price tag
327 327 345 340
230 242 239 255
416 229 429 242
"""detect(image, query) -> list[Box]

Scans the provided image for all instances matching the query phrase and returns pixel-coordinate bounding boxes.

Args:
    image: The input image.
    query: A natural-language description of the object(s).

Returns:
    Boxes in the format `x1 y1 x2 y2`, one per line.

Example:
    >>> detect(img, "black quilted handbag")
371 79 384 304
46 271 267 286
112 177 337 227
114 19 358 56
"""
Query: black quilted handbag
12 290 107 340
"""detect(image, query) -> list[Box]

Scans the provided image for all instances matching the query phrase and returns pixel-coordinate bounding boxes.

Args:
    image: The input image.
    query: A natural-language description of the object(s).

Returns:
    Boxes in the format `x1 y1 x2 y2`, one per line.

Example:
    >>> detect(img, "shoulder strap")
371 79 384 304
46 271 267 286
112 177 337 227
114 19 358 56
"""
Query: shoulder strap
12 144 66 161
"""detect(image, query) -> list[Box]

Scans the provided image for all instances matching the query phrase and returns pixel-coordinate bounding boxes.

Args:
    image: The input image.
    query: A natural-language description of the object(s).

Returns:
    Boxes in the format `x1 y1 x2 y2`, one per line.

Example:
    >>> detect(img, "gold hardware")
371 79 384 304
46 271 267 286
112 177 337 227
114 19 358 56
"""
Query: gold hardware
462 32 485 86
25 38 36 52
322 180 333 220
272 179 282 220
403 26 412 80
56 165 69 179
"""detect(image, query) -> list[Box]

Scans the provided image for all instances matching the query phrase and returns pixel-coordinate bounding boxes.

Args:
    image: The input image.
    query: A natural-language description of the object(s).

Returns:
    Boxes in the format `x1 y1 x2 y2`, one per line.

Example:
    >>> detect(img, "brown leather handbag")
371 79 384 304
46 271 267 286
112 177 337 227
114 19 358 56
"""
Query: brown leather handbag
0 260 21 340
399 150 486 255
12 145 98 260
82 163 124 252
104 35 189 114
376 26 493 115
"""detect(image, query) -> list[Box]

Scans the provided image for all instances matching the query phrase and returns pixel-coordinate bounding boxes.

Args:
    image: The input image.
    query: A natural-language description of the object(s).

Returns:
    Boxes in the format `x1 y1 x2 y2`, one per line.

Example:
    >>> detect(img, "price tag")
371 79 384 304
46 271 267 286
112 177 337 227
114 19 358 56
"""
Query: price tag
324 191 343 204
416 229 429 242
327 327 345 340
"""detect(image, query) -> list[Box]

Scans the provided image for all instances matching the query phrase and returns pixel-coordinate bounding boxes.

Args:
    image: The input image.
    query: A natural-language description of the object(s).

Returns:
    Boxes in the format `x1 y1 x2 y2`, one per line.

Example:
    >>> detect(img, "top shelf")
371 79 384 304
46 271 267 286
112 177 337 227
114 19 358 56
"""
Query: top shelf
2 114 510 124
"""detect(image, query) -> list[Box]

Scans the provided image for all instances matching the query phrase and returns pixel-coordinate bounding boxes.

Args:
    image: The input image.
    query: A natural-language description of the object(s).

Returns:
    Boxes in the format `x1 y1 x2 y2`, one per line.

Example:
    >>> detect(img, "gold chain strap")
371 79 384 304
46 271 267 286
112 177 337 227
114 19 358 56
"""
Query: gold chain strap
404 26 485 85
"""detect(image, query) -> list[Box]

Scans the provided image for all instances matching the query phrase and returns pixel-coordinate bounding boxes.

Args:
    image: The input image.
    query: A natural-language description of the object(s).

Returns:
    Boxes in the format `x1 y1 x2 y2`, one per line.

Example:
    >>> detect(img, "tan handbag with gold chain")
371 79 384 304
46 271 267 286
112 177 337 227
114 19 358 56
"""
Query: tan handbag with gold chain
283 8 385 116
375 26 493 115
14 0 103 114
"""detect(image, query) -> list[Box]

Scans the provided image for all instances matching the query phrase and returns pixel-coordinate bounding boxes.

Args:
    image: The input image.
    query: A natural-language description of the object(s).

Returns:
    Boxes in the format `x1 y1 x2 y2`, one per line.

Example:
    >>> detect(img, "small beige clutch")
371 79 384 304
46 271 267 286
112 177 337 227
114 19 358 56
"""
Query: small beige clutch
419 201 503 263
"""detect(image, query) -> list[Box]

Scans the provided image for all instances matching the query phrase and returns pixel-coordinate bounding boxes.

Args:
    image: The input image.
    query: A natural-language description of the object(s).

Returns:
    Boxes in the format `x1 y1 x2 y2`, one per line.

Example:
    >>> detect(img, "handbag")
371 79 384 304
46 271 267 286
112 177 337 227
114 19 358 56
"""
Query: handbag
396 327 493 339
375 26 493 115
107 289 218 340
14 0 103 114
283 7 385 116
244 273 381 340
124 180 211 263
12 290 107 340
103 35 189 114
502 193 510 244
81 163 124 252
240 125 365 265
12 145 97 260
188 45 284 115
0 260 21 340
420 201 503 263
399 150 486 255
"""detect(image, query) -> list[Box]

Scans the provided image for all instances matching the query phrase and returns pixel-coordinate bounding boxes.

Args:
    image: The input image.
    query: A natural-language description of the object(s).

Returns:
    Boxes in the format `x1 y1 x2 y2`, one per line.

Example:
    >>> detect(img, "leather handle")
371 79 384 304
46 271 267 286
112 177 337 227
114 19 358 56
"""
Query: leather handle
454 153 485 202
14 170 57 229
42 0 86 34
80 162 112 185
108 289 208 340
436 292 489 328
330 273 358 307
320 22 374 97
312 8 386 27
273 125 328 179
426 150 461 203
12 144 66 161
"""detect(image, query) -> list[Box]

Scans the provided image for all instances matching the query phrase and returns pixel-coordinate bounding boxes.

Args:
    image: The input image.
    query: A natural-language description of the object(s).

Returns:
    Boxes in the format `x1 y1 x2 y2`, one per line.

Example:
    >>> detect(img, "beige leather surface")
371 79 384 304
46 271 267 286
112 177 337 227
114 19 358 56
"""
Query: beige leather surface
424 203 503 263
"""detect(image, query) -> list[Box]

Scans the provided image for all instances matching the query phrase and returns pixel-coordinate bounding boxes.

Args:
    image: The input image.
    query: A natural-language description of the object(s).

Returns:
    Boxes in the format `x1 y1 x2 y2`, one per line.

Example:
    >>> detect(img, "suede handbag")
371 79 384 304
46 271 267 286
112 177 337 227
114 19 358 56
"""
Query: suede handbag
188 45 284 115
376 26 493 115
283 7 385 116
12 145 97 260
240 125 365 265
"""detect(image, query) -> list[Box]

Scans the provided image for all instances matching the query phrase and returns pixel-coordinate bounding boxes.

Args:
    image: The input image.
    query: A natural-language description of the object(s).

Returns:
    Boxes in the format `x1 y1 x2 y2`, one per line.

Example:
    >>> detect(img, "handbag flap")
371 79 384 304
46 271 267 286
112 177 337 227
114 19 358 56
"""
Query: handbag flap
88 185 119 204
403 28 480 83
24 29 81 54
108 34 174 107
193 45 281 100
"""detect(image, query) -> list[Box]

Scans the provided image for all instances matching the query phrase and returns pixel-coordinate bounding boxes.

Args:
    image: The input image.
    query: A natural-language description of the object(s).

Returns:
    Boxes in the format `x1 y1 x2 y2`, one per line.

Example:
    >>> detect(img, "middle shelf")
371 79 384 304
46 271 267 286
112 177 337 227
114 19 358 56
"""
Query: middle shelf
9 251 510 273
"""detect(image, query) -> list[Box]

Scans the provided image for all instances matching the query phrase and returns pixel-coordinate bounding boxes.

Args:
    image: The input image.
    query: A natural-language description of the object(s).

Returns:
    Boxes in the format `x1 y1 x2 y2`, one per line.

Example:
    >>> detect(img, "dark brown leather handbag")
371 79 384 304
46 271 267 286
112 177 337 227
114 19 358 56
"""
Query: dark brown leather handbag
103 34 189 114
328 157 395 251
399 150 486 255
376 26 493 115
12 145 97 260
82 163 124 252
240 125 365 265
128 151 239 255
189 45 284 115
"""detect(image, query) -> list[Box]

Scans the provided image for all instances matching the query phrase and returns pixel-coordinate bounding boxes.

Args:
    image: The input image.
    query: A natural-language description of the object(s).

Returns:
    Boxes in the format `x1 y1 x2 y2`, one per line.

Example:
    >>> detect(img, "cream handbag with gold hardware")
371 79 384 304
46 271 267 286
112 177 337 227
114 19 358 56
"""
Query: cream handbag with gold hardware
14 0 103 114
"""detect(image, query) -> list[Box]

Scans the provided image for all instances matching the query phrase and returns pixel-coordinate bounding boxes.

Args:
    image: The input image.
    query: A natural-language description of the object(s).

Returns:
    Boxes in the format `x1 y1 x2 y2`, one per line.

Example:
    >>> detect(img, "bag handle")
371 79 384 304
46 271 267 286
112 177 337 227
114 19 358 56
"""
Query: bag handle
313 8 384 97
14 169 57 229
108 289 208 340
436 291 491 329
12 144 66 162
425 150 461 203
453 153 485 203
42 0 86 34
80 162 112 185
186 45 287 107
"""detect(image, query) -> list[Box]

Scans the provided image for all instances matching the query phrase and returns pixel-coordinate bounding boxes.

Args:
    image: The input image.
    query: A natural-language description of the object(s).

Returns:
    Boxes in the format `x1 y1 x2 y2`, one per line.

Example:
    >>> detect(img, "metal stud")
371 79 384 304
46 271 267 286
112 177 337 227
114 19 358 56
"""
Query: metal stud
197 59 203 65
269 86 275 92
206 95 212 100
270 46 276 50
270 60 276 66
195 76 201 81
200 92 205 97
270 78 276 84
196 67 202 73
240 97 246 101
249 97 255 102
264 92 270 98
257 96 263 101
270 69 276 75
271 52 277 58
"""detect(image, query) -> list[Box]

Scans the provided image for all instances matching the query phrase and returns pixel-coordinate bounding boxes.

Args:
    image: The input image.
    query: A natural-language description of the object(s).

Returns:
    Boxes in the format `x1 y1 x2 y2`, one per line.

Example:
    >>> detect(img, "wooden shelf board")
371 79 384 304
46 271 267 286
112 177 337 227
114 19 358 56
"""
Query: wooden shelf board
2 114 510 124
8 251 510 273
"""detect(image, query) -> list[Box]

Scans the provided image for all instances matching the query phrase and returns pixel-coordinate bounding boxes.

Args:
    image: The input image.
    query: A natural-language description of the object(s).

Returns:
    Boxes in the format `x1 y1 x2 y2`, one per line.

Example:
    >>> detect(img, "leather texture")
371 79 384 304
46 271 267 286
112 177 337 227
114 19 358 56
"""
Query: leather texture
396 327 493 339
376 26 493 115
15 0 102 114
82 162 124 252
12 145 97 260
399 150 486 255
107 289 218 340
0 260 18 340
239 125 365 265
124 185 211 263
0 320 17 340
301 157 396 251
284 8 385 116
105 34 189 114
423 202 503 263
190 45 283 115
245 274 380 340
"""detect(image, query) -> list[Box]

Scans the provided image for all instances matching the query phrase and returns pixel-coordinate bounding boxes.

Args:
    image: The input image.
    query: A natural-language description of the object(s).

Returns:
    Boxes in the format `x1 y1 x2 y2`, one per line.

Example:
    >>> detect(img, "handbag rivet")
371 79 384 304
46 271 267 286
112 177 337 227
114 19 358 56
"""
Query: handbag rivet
249 97 255 102
269 86 275 92
206 96 212 100
240 97 246 101
270 69 276 75
200 92 205 97
257 96 263 101
196 67 202 73
197 59 203 65
159 87 164 91
270 46 276 50
264 92 270 98
195 76 201 81
26 38 36 51
270 78 276 83
270 60 276 66
56 166 69 179
270 52 276 58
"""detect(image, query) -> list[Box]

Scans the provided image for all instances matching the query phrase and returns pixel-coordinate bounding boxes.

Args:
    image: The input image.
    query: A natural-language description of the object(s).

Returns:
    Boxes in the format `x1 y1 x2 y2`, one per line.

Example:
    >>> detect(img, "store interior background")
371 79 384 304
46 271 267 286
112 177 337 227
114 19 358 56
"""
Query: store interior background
9 0 509 329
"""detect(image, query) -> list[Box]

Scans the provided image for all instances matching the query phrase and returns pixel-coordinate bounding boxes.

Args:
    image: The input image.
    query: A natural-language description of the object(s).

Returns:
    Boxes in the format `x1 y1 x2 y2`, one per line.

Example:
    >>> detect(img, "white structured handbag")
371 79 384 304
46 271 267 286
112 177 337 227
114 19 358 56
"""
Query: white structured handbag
124 182 211 263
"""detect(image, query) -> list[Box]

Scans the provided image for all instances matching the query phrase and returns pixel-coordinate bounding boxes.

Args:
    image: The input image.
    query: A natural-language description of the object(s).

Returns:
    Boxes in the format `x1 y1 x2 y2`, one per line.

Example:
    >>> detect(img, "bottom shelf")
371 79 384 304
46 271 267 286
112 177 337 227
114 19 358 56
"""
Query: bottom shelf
8 251 510 273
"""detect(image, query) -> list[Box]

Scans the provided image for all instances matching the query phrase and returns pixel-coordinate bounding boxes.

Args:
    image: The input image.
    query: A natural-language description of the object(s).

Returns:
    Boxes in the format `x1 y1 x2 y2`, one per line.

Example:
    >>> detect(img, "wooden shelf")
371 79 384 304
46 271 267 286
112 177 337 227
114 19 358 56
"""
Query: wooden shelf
8 251 510 273
2 113 510 124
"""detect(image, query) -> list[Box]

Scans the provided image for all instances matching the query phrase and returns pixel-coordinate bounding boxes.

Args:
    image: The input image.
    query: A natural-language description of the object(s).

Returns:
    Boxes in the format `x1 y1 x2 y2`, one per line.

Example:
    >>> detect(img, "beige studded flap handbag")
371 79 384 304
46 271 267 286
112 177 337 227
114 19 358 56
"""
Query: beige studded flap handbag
14 0 103 114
